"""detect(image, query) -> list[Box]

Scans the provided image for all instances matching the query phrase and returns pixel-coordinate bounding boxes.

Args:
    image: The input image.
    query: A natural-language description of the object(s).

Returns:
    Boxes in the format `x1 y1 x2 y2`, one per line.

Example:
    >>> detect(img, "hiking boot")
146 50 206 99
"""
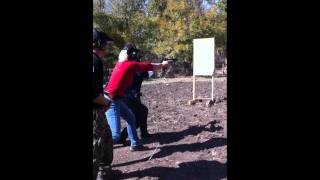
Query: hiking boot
129 145 147 152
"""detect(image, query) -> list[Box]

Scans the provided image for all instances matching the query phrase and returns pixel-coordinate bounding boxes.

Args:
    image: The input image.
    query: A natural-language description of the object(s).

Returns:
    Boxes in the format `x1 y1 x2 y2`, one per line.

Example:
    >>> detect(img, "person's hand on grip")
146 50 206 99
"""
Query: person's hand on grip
161 60 171 68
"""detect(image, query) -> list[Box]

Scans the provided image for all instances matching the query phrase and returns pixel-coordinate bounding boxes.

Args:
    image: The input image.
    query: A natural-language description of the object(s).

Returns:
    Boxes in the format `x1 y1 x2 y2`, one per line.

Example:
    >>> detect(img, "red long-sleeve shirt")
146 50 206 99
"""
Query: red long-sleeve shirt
105 60 153 98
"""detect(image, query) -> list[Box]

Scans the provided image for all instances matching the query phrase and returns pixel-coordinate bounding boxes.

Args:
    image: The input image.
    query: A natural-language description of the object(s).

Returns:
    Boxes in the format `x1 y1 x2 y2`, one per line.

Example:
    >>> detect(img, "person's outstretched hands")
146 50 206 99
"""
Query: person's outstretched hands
161 60 173 68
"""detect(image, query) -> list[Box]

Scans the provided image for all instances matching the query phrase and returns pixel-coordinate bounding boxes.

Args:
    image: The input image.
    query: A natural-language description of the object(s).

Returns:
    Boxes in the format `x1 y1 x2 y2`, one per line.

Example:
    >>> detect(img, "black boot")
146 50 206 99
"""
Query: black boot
119 128 129 146
96 166 112 180
139 120 151 138
139 126 152 138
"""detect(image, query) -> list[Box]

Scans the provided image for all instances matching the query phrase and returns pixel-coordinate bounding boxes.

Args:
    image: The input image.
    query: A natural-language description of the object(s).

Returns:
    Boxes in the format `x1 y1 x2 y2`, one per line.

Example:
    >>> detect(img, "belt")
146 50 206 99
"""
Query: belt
104 91 122 101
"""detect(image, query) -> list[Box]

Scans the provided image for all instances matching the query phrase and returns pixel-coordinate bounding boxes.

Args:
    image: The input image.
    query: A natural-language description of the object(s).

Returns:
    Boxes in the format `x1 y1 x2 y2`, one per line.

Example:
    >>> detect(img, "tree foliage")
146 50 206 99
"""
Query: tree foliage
93 0 226 64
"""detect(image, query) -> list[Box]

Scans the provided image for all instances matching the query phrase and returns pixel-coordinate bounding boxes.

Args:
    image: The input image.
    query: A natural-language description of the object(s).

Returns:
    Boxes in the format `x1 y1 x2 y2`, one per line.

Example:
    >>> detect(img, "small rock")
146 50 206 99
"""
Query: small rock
206 100 214 107
211 150 217 156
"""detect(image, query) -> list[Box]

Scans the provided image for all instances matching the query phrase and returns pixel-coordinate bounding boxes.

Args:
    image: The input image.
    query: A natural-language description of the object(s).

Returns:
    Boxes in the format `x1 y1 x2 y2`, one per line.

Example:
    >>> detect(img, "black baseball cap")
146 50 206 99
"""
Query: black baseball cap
93 28 114 49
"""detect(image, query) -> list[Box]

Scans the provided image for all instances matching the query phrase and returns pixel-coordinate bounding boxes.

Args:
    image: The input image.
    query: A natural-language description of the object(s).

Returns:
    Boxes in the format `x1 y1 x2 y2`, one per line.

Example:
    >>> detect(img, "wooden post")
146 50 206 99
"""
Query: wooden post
193 75 196 100
211 75 214 101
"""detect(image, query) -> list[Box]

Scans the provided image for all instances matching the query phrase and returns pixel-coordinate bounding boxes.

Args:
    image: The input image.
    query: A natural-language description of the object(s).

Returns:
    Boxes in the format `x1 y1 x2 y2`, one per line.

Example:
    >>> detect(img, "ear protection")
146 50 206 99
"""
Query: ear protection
123 43 140 60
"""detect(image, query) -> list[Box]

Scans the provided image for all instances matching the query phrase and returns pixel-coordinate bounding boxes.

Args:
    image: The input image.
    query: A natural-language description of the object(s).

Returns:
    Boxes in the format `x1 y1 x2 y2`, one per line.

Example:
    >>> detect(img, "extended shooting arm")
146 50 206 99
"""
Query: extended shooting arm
163 58 177 62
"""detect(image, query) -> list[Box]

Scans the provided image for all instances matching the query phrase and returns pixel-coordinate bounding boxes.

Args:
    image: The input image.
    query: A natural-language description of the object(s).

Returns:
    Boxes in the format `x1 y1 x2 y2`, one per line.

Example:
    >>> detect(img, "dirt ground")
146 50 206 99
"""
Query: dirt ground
112 76 227 180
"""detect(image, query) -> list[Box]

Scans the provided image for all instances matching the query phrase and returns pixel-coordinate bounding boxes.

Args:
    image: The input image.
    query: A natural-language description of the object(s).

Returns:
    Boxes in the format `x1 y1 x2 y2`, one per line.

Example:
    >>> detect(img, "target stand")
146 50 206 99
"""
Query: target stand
188 38 215 107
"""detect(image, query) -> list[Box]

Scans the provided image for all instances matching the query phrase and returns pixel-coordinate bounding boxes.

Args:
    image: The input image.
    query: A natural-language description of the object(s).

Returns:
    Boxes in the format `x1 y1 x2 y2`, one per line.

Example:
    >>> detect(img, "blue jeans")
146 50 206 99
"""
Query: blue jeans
105 98 140 147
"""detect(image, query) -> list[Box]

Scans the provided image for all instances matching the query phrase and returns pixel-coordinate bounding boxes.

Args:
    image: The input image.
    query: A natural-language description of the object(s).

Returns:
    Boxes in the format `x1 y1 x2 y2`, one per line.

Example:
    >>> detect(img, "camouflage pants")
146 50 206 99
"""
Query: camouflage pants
93 108 113 180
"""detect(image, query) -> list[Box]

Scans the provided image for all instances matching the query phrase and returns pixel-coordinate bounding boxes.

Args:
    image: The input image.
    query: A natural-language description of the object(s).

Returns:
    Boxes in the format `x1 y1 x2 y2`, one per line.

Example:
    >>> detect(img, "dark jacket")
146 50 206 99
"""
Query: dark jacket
124 72 149 102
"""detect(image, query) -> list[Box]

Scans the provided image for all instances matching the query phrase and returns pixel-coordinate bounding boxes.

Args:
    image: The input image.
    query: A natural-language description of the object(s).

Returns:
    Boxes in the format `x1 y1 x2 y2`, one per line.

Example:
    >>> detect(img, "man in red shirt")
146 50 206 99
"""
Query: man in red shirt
105 43 170 151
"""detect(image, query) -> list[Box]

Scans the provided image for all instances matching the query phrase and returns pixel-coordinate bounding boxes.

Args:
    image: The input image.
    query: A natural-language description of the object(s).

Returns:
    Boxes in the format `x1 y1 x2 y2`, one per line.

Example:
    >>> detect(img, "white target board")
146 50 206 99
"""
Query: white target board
193 38 215 75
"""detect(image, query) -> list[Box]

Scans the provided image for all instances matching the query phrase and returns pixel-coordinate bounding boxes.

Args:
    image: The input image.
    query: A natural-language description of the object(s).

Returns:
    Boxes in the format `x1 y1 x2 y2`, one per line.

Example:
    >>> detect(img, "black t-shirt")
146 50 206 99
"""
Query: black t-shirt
93 53 104 102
